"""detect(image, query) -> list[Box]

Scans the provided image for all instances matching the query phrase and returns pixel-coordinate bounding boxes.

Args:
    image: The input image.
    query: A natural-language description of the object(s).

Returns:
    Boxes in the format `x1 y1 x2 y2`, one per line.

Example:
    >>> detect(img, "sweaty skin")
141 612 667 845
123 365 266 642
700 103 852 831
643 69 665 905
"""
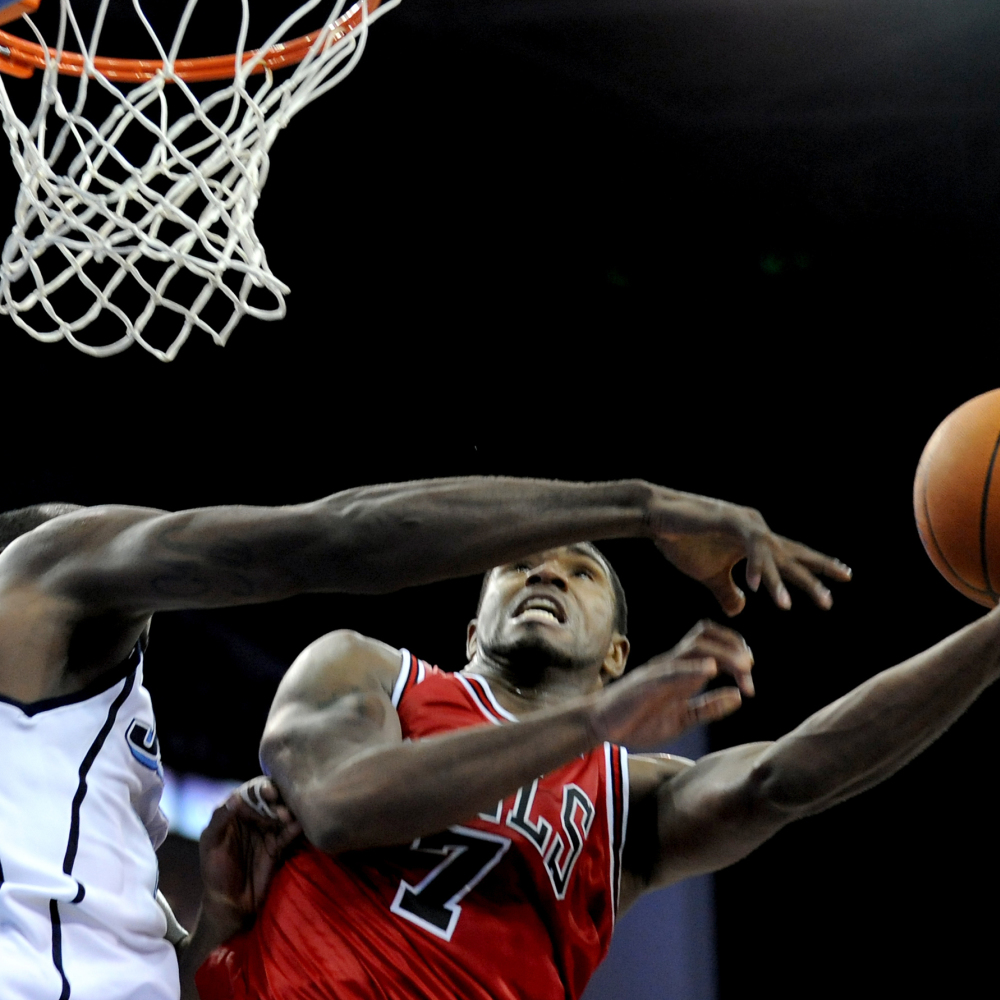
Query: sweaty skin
199 544 1000 1000
0 477 847 706
0 477 848 998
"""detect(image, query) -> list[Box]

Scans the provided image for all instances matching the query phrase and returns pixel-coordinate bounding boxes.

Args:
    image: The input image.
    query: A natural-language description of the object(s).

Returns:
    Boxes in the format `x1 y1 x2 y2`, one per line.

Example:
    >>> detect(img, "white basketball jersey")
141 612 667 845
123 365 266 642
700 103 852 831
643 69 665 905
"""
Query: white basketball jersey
0 647 178 1000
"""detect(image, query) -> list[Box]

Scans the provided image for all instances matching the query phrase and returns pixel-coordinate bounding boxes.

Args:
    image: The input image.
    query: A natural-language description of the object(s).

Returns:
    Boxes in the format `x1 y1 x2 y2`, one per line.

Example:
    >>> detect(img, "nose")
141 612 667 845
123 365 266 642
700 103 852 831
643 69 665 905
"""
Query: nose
526 563 568 591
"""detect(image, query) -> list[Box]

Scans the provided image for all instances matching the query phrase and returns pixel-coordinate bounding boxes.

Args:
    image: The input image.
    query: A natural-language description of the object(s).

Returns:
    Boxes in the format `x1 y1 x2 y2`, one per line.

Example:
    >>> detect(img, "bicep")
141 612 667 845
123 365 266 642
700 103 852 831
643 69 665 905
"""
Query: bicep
259 631 404 823
627 742 789 894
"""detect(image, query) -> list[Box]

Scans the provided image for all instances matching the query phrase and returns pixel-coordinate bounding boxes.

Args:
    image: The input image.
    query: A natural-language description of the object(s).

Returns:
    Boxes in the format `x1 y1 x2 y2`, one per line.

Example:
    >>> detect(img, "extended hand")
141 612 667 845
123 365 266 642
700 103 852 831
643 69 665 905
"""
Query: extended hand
589 621 753 748
649 491 851 616
198 777 302 943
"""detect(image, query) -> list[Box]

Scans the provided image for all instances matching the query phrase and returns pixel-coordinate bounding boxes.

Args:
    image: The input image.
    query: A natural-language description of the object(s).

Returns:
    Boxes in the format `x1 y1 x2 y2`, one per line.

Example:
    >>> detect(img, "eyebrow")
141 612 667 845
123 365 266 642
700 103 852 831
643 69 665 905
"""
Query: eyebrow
564 544 608 572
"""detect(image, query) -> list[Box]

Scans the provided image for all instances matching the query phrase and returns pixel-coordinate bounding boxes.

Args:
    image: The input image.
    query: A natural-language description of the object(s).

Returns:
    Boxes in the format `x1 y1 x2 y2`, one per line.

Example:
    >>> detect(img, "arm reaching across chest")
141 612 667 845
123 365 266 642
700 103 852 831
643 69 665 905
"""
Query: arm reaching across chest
259 631 745 855
621 606 1000 909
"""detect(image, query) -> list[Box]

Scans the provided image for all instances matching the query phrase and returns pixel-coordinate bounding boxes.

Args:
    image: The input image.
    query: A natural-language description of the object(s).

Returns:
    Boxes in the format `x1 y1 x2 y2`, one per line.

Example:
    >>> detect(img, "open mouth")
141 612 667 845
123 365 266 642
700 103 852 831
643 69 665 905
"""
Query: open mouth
512 594 567 624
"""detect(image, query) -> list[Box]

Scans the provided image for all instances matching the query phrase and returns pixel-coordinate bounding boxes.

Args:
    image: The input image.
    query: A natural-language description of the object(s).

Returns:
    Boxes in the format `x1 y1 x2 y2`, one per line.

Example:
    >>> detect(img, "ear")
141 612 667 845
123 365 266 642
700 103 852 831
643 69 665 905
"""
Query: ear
599 633 630 685
466 620 479 661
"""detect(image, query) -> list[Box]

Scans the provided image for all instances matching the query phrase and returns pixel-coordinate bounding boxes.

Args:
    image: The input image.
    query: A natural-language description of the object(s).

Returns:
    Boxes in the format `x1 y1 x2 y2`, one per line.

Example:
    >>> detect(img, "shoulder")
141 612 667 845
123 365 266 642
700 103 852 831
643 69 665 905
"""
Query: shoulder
269 630 403 713
260 632 406 787
0 505 164 582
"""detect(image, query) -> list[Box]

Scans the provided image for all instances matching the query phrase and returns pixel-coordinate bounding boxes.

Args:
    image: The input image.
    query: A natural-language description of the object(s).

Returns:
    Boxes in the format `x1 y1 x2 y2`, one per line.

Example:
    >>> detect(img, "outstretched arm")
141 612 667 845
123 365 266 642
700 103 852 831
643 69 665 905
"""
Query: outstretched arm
622 606 1000 907
8 477 849 616
259 628 752 854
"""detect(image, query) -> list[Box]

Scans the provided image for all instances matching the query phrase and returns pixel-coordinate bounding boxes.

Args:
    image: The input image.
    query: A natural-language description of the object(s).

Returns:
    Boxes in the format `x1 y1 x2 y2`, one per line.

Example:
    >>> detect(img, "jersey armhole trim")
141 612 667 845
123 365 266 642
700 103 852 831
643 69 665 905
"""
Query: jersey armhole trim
0 644 141 717
604 743 629 924
391 649 428 709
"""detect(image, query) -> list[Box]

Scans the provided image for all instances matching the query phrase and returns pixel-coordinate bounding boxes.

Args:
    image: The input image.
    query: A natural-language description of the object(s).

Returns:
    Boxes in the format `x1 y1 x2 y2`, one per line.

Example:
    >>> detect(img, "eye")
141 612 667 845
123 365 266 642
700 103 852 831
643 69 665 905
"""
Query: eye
574 567 595 580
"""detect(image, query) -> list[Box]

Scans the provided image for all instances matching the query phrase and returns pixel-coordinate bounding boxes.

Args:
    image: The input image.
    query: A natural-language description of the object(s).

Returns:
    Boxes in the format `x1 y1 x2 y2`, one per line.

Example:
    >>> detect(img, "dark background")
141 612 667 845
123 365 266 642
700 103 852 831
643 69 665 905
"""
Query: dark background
2 0 999 996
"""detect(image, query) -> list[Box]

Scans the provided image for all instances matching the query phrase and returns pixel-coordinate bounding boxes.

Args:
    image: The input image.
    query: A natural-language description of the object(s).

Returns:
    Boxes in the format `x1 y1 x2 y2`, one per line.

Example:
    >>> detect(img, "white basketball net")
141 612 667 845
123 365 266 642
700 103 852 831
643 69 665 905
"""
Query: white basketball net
0 0 397 359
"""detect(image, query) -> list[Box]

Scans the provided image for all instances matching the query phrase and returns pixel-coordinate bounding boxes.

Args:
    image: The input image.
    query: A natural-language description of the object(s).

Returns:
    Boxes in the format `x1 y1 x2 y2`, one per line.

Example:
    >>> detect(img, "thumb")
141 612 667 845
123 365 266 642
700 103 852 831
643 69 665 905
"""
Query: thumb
705 567 745 617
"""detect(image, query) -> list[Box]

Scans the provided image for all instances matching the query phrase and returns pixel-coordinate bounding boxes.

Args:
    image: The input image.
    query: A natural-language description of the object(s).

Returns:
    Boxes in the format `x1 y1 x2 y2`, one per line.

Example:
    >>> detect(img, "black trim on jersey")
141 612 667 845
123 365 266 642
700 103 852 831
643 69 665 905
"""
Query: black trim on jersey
62 668 136 876
401 653 422 703
50 899 71 1000
49 666 136 998
0 644 141 717
0 852 5 888
607 745 627 917
459 674 508 725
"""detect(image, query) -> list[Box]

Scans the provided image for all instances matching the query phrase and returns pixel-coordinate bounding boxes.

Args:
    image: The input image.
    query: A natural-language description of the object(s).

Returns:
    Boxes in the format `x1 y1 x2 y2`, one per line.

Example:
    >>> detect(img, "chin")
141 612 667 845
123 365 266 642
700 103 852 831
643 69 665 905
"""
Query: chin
485 631 583 674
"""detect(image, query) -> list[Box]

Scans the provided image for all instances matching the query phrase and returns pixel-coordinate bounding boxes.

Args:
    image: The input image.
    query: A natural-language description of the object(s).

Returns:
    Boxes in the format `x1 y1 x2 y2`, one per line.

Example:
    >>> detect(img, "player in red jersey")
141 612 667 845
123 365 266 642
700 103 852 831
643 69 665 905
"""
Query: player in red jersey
192 541 753 1000
190 539 1000 1000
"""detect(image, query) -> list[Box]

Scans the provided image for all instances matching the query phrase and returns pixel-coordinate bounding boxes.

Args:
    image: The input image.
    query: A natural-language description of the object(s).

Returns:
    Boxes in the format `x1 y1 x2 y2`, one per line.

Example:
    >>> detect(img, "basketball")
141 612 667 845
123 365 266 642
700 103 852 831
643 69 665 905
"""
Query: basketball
914 388 1000 607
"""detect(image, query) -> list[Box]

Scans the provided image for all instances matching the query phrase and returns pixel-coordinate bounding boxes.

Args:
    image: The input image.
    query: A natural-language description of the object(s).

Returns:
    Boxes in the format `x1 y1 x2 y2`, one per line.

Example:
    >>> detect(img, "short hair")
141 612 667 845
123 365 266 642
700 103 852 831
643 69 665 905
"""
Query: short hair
476 542 628 635
0 503 83 553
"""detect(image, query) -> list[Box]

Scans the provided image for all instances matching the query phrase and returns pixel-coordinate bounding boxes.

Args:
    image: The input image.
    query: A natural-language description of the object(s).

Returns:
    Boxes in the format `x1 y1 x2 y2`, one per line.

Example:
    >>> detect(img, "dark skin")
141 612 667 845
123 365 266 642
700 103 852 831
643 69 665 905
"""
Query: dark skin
236 541 999 972
0 478 848 984
0 478 849 705
178 784 302 1000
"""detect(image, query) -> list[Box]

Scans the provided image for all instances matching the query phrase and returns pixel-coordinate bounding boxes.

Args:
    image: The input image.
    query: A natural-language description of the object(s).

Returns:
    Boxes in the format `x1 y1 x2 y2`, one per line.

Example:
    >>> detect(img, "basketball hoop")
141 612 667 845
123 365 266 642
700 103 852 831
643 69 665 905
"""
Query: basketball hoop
0 0 397 360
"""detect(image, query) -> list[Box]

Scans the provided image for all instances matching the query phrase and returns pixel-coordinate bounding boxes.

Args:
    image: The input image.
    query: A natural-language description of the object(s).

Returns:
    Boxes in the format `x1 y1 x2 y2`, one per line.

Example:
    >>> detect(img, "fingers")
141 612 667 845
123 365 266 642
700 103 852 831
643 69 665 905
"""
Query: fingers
752 543 792 610
748 535 852 611
773 558 833 610
225 783 298 848
782 538 852 583
606 661 744 748
777 540 851 607
239 777 280 820
201 799 237 848
686 688 742 724
274 819 304 855
639 653 719 690
672 620 755 696
234 776 296 826
705 568 746 618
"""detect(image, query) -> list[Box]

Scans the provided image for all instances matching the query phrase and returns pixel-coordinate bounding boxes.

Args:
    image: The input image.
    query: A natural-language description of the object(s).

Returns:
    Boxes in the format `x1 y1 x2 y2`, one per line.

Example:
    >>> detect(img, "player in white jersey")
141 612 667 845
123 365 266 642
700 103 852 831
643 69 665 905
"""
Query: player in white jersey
0 481 849 1000
0 645 177 999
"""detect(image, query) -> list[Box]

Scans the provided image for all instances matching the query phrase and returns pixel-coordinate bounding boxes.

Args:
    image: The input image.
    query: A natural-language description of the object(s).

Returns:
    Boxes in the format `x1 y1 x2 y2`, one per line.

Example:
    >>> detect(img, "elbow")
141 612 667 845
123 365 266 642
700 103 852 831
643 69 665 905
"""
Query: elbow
295 782 389 856
294 787 359 855
302 811 351 856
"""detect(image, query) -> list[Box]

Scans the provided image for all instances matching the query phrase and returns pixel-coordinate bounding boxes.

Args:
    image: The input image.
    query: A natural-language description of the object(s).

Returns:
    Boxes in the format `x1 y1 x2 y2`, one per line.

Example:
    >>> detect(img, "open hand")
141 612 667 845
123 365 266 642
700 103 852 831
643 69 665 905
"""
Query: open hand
650 492 851 616
589 620 752 748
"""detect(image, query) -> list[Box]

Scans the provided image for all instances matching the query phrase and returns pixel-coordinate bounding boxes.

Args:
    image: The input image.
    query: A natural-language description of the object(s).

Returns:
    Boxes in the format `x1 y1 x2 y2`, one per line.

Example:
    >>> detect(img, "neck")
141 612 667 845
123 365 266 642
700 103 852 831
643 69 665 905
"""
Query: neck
464 650 601 713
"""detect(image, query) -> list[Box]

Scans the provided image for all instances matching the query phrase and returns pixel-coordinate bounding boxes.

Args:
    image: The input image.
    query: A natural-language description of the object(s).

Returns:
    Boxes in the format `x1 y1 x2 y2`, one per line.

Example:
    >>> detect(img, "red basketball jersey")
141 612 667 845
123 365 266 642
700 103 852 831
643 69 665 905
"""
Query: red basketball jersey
198 650 630 1000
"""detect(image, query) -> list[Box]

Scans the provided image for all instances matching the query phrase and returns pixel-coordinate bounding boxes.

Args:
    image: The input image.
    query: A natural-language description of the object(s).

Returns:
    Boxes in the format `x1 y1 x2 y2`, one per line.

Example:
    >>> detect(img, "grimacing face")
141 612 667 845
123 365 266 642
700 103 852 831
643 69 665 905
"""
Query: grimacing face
469 545 629 682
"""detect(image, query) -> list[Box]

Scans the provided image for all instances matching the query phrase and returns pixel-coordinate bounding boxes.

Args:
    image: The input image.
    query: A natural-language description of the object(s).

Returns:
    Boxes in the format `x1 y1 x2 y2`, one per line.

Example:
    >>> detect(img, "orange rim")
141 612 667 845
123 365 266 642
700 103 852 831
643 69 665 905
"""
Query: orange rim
0 0 382 82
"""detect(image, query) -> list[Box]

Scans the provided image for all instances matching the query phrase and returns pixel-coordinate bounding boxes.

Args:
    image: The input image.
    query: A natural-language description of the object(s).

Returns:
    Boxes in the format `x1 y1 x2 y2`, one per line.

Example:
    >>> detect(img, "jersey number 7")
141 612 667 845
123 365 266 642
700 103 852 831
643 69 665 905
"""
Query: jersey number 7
390 826 512 941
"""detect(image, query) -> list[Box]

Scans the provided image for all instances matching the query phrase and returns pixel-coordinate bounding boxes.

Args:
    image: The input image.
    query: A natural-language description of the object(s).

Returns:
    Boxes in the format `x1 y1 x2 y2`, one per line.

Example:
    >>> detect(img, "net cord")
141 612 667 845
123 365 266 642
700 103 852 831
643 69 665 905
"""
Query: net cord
0 0 399 359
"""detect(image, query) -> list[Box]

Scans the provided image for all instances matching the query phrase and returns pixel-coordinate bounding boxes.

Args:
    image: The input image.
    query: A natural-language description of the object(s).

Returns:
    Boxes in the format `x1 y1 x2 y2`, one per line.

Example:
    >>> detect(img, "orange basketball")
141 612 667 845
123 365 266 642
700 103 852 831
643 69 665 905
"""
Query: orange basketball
914 388 1000 607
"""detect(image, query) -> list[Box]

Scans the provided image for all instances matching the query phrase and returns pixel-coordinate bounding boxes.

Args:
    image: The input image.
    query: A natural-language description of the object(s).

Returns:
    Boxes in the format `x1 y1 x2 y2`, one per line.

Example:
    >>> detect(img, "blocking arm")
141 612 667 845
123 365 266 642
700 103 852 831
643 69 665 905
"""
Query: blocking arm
20 477 848 615
623 605 1000 903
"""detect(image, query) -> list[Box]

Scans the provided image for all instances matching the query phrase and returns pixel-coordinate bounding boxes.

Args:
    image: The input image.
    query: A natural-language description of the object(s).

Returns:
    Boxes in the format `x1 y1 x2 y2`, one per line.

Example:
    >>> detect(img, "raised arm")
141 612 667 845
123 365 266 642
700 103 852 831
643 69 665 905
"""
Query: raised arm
6 477 850 616
259 629 748 854
622 606 1000 907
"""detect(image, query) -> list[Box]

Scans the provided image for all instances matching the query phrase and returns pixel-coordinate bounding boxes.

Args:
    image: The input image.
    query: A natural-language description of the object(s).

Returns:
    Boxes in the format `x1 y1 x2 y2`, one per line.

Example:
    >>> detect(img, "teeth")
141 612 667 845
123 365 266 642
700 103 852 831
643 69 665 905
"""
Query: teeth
525 599 557 612
518 608 560 623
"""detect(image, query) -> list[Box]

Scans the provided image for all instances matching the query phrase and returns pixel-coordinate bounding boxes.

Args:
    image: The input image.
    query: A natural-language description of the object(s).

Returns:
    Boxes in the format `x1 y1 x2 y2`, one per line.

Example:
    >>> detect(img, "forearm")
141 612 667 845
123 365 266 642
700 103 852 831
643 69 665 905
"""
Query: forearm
288 701 599 853
752 607 1000 814
305 477 659 593
77 478 662 612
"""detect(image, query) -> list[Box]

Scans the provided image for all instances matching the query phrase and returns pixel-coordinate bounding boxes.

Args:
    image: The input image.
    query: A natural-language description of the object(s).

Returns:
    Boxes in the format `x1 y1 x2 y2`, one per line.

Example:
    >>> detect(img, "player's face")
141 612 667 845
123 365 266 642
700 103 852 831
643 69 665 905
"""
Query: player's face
472 545 624 677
